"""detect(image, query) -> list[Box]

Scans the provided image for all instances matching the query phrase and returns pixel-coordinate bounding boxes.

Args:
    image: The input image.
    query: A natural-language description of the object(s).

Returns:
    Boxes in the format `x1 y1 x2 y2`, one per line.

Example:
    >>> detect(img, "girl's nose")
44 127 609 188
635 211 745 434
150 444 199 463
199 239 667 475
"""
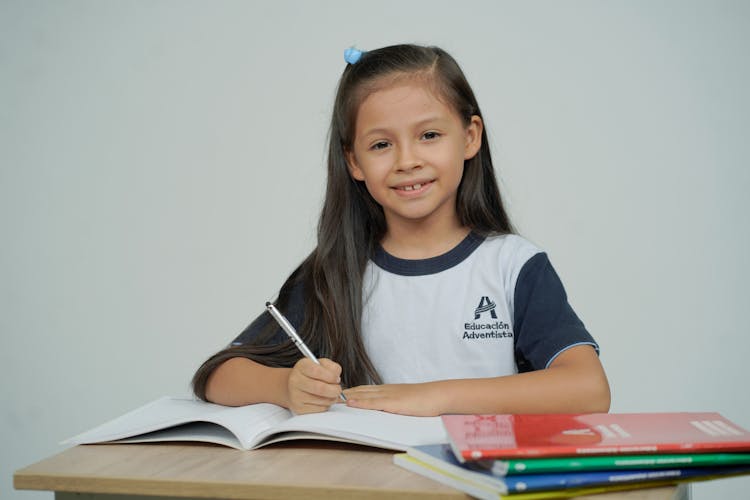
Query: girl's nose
395 144 422 172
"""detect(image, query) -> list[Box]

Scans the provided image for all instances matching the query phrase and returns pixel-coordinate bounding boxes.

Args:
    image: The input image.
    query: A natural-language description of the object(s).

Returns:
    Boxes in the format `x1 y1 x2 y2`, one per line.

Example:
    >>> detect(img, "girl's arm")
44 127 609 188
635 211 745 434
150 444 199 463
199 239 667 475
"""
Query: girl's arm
204 356 344 414
343 345 610 416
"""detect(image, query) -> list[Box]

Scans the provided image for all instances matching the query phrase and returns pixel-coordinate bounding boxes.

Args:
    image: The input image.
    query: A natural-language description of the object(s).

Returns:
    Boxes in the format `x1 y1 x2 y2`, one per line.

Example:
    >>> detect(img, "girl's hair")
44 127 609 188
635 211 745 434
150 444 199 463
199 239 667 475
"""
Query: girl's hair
192 44 514 399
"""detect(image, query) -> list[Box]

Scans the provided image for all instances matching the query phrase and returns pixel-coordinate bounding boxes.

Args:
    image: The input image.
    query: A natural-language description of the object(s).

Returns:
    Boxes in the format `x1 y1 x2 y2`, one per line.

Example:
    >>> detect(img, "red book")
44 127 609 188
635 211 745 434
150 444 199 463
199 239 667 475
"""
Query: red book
441 413 750 462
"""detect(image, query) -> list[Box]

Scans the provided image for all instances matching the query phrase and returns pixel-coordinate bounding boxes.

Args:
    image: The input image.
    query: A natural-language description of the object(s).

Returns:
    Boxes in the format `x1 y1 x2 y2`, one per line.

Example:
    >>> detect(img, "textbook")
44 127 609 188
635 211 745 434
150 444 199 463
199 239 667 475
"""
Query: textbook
406 444 750 476
482 451 750 476
63 396 446 451
394 448 750 500
442 413 750 462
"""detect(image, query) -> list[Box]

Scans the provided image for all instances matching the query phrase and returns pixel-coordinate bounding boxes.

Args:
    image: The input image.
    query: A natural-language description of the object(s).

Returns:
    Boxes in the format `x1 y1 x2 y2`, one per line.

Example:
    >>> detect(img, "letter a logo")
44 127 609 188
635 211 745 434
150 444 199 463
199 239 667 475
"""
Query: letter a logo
474 296 498 320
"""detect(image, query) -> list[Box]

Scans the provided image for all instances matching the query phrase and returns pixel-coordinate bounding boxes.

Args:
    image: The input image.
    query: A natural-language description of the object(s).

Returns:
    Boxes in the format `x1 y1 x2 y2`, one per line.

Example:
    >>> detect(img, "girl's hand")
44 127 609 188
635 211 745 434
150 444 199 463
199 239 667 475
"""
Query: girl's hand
286 358 343 414
343 383 443 416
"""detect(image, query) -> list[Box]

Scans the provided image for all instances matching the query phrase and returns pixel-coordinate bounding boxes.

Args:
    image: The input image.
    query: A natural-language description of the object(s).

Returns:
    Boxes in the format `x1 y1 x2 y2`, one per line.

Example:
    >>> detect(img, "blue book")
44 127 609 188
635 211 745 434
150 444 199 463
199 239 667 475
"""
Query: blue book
394 443 750 496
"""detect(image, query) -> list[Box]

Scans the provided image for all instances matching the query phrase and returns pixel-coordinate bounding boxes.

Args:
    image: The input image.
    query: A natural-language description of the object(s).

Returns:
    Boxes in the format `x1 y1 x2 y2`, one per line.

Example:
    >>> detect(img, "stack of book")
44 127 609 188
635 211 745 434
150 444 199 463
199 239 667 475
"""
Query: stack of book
394 412 750 499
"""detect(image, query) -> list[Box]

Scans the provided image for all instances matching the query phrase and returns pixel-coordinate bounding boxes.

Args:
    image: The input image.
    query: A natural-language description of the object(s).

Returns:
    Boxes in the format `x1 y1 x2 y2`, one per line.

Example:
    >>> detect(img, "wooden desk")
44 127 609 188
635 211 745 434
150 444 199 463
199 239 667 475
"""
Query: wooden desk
14 442 687 500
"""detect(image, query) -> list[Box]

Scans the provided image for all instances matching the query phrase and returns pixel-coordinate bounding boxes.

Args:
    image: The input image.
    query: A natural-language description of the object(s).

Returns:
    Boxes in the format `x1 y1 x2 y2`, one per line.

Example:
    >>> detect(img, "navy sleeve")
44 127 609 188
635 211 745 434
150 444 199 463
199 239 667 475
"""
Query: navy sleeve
230 281 306 346
513 253 598 372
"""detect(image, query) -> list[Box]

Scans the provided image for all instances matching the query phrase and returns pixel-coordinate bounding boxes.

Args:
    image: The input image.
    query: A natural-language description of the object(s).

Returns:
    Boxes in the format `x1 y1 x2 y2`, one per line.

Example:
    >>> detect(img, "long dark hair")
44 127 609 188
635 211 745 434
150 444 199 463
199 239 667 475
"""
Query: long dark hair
192 44 514 399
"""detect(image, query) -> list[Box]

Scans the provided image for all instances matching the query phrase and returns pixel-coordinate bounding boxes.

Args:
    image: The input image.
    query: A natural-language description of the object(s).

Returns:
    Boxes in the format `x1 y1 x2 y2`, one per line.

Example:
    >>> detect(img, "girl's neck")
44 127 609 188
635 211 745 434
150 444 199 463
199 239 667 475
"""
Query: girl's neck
380 219 471 260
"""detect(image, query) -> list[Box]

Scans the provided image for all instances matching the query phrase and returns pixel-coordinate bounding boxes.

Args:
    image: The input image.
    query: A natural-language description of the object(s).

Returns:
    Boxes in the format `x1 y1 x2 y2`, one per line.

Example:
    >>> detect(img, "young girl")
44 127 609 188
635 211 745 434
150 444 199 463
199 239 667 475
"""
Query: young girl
192 44 610 417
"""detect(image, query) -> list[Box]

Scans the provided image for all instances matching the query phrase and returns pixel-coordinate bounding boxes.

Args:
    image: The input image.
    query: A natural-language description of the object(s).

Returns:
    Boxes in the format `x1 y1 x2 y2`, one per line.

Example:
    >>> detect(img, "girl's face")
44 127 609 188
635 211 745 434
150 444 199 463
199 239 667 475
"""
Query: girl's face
346 80 482 236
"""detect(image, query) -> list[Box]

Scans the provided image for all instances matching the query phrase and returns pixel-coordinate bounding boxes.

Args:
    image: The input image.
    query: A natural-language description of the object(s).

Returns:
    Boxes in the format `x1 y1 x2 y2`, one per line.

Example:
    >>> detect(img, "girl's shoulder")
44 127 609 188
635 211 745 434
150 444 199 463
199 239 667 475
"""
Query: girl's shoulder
479 232 543 265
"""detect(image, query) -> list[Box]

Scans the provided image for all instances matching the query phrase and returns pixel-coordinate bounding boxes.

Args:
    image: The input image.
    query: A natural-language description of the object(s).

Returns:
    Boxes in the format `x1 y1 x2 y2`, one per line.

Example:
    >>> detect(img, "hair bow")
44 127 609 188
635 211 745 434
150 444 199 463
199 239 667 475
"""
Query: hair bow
344 47 363 64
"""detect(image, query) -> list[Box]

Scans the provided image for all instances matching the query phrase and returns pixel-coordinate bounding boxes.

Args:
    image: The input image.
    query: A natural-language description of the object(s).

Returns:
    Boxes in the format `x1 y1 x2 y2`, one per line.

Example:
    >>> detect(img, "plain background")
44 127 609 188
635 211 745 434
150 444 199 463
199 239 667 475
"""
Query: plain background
2 1 748 498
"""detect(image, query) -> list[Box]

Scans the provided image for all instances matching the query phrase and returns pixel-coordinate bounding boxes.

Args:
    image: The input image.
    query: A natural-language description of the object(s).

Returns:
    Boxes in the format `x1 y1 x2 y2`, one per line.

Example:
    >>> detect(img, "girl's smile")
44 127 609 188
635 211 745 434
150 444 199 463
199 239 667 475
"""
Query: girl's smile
393 178 435 195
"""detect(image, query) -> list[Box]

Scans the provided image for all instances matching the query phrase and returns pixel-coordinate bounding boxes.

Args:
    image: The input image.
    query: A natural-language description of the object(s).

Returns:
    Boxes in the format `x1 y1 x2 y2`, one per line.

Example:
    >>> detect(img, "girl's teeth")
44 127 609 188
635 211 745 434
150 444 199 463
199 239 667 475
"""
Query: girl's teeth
402 183 422 191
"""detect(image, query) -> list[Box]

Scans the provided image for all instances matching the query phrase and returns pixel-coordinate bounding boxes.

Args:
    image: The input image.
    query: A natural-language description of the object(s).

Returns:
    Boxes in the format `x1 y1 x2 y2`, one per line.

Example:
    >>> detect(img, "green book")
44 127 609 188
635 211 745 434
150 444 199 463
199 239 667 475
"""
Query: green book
491 451 750 475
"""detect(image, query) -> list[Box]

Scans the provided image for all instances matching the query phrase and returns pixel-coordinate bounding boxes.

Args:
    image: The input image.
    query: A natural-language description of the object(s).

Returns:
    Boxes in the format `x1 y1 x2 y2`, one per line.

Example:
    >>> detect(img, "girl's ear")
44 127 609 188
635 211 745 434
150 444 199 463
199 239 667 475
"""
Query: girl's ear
464 115 483 160
345 149 366 181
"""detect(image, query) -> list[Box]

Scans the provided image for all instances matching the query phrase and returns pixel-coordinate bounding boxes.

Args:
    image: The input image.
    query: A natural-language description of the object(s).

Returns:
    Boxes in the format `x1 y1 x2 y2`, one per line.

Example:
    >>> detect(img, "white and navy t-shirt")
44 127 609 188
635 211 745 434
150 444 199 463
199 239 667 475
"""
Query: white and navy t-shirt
232 232 598 382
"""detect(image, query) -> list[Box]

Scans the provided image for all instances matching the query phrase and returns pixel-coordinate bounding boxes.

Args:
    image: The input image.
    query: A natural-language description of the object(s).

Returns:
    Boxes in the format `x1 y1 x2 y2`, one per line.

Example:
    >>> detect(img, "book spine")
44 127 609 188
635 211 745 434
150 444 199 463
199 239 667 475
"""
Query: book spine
494 453 750 475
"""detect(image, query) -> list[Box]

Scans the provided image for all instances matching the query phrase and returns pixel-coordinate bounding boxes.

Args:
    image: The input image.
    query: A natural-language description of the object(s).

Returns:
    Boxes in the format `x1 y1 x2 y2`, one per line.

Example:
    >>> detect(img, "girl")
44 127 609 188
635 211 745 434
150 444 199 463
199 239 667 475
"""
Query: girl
192 44 610 417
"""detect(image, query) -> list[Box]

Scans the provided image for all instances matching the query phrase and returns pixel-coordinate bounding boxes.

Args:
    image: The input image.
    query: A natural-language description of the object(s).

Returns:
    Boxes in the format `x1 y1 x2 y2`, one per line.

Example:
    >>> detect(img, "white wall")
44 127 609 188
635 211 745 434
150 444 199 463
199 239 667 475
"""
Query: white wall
2 1 748 498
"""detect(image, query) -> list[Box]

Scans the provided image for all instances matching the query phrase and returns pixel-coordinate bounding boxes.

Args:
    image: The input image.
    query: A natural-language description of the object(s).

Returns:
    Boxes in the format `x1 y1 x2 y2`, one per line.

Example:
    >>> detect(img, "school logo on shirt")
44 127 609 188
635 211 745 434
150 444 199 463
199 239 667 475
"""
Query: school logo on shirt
474 296 497 319
463 296 513 340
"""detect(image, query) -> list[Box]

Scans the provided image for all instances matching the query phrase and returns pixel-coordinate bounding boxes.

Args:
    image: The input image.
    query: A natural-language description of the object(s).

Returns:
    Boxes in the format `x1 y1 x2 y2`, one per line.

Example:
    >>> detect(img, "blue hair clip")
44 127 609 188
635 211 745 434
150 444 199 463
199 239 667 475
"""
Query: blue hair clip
344 46 363 64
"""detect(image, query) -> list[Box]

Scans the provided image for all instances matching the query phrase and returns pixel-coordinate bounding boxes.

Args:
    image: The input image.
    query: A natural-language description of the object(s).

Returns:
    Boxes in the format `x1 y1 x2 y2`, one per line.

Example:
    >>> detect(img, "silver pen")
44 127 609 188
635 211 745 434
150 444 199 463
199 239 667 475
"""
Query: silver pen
265 302 347 402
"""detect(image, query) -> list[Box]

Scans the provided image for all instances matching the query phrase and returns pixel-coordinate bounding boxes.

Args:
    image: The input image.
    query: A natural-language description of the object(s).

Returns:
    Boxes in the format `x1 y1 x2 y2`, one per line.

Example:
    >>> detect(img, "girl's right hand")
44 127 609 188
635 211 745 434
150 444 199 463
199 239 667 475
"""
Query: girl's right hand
286 357 343 414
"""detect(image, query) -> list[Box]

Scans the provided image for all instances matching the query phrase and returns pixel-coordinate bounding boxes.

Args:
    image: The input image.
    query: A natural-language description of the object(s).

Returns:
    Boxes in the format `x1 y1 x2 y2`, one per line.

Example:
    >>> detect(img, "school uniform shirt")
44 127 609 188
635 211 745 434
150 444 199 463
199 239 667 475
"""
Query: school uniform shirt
231 232 598 382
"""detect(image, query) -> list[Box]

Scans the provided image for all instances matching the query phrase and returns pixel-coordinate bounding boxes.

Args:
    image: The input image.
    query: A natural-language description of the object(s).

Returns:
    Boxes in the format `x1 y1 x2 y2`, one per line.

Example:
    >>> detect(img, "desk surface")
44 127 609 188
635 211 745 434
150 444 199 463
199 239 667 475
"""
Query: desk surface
15 442 684 500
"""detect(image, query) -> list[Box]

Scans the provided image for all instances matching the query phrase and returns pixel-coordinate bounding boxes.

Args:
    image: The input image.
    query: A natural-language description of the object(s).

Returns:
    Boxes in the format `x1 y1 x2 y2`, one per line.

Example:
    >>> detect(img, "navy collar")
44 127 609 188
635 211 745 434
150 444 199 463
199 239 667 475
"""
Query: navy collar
371 231 485 276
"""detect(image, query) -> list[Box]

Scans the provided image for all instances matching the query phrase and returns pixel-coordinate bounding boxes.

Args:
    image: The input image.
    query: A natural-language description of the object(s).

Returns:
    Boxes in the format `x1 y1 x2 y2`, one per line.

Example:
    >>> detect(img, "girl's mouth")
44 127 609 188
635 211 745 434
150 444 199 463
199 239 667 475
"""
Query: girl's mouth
394 180 434 193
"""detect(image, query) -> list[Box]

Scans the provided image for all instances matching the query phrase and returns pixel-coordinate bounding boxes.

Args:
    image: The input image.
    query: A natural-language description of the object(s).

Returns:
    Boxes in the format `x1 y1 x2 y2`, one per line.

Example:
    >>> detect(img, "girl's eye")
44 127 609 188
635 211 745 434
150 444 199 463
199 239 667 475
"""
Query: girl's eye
422 131 440 140
371 141 390 151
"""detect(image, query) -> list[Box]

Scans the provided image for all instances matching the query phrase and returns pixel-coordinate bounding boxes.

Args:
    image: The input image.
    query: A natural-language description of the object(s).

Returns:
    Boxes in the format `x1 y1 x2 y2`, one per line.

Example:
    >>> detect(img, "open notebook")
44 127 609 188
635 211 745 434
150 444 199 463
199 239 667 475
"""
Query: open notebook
63 396 447 451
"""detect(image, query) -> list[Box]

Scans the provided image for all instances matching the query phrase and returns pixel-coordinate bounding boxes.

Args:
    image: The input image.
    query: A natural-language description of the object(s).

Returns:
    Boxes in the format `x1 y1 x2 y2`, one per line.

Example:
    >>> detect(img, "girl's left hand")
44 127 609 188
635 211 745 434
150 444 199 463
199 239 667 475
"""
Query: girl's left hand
343 383 443 416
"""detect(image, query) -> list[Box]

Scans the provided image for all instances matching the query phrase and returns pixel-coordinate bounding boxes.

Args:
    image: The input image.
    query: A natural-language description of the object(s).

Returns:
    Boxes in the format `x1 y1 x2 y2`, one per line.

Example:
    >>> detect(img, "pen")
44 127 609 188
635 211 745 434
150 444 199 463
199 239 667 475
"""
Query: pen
265 302 347 402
